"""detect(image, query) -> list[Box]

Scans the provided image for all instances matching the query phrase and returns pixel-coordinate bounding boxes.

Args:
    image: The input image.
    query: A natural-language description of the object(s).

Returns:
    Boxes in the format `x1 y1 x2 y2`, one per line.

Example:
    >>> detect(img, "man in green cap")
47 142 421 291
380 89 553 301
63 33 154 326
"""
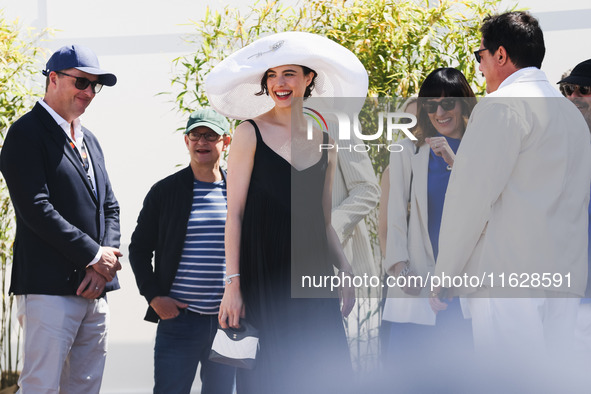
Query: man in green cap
129 109 235 393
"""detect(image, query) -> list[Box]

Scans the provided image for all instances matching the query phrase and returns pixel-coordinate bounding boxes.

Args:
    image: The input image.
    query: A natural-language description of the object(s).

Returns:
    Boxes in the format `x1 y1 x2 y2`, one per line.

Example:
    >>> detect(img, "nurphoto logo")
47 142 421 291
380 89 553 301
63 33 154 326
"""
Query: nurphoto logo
304 101 417 153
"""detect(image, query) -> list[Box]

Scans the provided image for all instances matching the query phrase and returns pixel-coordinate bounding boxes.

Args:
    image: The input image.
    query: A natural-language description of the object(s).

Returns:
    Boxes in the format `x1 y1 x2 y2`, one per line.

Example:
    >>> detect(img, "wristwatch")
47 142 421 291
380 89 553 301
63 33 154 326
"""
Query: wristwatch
225 273 240 284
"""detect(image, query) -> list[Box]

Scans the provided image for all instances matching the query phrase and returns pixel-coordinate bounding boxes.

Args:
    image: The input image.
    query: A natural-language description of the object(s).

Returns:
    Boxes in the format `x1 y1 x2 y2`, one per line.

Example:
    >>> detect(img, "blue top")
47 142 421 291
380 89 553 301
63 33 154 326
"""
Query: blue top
427 134 461 260
169 179 227 314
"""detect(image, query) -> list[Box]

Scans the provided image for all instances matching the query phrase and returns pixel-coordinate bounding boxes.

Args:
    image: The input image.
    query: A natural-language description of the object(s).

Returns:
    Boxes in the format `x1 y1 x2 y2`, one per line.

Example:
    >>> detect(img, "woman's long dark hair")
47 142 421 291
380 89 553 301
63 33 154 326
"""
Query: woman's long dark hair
414 68 477 146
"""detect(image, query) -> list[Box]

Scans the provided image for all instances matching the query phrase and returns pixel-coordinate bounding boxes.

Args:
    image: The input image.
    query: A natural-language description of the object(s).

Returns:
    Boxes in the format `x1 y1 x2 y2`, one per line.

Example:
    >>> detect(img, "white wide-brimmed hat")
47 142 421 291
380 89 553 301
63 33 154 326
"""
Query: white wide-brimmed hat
205 31 369 120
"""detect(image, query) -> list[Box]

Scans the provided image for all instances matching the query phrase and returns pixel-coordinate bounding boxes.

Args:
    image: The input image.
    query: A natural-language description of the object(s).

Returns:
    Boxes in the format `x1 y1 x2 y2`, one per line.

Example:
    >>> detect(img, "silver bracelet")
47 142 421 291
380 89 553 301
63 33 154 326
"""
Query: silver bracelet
225 273 240 284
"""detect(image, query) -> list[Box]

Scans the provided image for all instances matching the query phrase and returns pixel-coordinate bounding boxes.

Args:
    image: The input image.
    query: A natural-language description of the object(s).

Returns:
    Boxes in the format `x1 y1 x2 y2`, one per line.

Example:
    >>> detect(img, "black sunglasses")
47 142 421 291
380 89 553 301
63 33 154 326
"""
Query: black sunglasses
474 48 488 63
56 71 103 94
560 83 591 96
423 98 458 114
187 131 222 142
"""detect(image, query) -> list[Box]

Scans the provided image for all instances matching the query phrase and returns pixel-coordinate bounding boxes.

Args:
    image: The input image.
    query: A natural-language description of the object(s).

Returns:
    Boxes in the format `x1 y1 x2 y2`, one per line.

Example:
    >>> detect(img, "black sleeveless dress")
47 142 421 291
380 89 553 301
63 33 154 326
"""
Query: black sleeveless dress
237 120 352 394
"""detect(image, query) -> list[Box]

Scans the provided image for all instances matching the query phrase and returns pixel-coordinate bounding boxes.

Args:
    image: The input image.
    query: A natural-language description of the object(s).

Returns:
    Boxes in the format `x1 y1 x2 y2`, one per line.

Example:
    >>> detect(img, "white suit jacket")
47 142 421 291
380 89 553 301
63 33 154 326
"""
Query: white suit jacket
382 138 437 324
434 68 591 297
327 127 381 277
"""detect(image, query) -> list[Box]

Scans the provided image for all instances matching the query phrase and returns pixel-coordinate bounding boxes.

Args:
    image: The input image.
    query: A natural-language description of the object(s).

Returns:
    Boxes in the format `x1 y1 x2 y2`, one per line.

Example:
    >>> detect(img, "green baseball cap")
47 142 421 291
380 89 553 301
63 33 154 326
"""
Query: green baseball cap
185 108 230 136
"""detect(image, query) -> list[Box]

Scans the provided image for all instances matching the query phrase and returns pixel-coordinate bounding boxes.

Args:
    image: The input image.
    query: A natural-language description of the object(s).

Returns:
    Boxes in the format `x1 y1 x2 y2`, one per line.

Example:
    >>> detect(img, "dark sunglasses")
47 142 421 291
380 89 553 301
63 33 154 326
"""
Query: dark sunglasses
473 48 488 63
560 83 591 96
187 131 221 142
423 98 458 114
56 71 103 93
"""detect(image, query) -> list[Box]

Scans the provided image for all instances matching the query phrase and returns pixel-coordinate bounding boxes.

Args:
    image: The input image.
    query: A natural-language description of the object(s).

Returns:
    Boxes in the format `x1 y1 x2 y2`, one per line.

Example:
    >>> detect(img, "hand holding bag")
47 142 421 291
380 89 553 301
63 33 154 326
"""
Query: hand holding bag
209 319 259 369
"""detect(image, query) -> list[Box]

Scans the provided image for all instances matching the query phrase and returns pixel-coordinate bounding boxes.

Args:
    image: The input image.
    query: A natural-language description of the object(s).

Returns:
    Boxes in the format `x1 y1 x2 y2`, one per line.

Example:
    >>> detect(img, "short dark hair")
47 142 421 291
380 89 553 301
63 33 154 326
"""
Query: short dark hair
45 71 65 92
480 11 545 69
255 65 317 98
414 68 477 146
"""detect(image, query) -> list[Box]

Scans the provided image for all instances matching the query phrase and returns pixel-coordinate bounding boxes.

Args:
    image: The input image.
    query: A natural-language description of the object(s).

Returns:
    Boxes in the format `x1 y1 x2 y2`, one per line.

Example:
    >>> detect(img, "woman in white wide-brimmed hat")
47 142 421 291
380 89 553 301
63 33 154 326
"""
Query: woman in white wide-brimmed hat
206 31 367 393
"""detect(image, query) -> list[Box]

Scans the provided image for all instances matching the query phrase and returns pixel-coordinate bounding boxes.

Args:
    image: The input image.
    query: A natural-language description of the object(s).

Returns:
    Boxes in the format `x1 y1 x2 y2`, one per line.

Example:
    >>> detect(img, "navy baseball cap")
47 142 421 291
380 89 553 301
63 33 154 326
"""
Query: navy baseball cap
42 45 117 86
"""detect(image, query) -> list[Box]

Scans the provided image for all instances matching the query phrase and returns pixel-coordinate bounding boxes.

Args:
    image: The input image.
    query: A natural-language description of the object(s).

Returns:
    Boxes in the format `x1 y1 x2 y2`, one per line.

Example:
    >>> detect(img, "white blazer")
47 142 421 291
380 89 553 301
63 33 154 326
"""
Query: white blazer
434 68 591 297
327 126 381 277
382 138 438 325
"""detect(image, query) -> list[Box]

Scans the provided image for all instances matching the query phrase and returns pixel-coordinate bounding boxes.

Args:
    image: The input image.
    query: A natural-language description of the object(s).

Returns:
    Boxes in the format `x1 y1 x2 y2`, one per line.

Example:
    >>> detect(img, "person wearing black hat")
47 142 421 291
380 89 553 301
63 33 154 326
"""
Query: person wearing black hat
0 44 121 393
558 59 591 130
560 60 591 357
129 109 235 394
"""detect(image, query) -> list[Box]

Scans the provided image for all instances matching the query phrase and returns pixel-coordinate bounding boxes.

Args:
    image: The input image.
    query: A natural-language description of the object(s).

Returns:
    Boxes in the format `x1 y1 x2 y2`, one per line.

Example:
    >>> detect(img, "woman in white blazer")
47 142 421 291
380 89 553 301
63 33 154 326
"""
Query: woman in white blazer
382 68 476 364
378 96 418 257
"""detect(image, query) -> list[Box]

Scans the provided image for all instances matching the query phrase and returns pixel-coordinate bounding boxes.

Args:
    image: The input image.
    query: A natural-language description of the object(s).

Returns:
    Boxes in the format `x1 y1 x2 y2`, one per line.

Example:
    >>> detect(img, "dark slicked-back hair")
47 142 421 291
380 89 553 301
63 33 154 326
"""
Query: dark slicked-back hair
480 11 545 69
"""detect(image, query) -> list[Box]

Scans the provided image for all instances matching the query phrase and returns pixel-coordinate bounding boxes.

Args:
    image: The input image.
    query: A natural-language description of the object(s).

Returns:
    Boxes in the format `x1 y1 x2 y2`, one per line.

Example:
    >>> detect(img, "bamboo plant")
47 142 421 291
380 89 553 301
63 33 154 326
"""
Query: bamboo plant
0 12 49 390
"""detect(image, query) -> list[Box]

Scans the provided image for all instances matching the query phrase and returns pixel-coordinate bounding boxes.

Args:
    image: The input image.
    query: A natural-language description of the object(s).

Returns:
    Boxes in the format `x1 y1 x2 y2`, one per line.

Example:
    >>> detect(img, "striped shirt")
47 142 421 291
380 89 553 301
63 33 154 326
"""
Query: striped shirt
169 179 227 314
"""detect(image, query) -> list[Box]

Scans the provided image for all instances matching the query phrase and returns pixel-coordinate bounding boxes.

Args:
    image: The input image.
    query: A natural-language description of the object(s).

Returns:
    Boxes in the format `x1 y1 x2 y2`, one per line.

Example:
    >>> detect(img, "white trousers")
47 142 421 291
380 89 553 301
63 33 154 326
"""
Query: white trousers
575 303 591 357
16 294 109 394
467 296 578 360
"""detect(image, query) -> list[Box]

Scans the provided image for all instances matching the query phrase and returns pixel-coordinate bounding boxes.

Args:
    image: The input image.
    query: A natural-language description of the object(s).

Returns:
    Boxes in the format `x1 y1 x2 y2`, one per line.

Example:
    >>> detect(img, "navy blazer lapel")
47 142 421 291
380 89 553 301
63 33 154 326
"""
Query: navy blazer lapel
83 131 104 205
33 104 99 203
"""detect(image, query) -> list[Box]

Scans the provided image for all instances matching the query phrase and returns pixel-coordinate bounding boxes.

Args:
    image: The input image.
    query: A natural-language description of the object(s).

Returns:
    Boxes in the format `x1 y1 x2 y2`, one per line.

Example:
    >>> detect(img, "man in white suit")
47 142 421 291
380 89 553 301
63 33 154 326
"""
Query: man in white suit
430 11 591 361
559 60 591 356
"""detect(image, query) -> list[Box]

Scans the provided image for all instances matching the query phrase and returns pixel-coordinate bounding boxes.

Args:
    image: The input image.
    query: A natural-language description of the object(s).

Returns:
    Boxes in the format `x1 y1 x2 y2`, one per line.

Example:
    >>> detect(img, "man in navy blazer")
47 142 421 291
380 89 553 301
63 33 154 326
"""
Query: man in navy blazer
0 45 122 393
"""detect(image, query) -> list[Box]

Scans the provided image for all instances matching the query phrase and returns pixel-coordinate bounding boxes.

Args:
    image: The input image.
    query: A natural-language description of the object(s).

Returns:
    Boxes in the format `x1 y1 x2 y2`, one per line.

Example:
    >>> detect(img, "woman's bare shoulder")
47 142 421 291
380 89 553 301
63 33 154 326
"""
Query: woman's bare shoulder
231 120 258 151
